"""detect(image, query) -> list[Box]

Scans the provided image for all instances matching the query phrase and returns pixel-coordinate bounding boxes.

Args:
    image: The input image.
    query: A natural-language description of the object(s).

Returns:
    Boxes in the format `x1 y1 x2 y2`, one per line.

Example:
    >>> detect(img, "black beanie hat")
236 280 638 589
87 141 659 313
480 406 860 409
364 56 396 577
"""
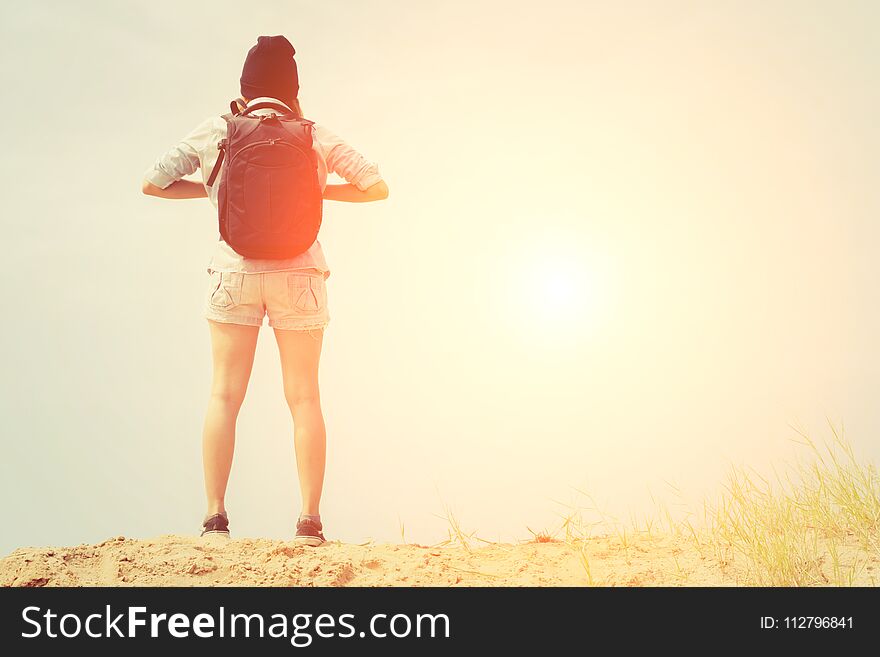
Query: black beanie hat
240 35 299 107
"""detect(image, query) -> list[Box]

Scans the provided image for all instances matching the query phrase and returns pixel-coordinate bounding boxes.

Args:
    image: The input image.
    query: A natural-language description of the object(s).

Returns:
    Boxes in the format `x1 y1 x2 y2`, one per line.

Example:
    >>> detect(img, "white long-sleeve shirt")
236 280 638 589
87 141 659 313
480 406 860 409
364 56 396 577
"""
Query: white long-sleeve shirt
144 97 383 277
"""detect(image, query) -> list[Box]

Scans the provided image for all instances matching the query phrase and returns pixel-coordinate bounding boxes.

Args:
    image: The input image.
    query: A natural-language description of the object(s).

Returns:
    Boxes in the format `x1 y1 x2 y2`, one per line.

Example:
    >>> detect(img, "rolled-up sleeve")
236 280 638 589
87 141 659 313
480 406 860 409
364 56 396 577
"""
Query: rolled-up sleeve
144 117 215 189
315 124 384 191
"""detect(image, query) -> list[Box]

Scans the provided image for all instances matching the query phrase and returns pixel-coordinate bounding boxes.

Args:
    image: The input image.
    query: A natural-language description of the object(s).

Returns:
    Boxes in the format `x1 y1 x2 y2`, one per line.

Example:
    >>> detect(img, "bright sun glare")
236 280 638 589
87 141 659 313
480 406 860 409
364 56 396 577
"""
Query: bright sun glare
496 235 613 345
539 264 587 316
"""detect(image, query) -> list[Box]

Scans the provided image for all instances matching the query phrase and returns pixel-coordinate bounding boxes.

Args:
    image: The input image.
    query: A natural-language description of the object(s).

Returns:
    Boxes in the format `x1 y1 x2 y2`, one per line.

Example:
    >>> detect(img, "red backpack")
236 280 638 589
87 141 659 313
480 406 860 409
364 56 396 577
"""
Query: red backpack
206 99 322 259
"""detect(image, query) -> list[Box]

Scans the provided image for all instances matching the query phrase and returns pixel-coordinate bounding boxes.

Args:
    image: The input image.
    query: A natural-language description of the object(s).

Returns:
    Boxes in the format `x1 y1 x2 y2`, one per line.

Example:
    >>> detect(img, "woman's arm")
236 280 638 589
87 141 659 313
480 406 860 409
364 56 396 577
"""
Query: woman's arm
323 180 389 202
143 178 387 201
142 179 208 199
315 124 387 202
142 116 216 199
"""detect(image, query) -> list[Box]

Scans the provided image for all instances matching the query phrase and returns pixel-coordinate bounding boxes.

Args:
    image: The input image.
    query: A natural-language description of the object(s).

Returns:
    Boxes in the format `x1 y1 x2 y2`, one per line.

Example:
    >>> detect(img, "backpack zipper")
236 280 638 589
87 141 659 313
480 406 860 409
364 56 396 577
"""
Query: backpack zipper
229 139 313 167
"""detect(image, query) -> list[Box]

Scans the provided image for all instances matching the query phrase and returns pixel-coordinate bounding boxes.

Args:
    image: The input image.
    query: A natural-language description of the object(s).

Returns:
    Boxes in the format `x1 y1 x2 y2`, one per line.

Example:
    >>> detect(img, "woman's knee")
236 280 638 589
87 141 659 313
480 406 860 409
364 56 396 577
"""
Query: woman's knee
284 384 320 410
209 387 247 410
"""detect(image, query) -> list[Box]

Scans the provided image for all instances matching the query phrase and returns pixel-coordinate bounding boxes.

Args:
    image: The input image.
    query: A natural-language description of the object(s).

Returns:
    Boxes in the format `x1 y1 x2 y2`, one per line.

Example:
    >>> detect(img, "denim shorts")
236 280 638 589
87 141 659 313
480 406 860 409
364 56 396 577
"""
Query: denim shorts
204 268 330 331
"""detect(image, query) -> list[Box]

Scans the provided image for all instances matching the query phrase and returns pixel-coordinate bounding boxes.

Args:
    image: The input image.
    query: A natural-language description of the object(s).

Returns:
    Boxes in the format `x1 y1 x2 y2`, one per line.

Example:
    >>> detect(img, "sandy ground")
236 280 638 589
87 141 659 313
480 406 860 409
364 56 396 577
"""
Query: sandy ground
0 532 759 587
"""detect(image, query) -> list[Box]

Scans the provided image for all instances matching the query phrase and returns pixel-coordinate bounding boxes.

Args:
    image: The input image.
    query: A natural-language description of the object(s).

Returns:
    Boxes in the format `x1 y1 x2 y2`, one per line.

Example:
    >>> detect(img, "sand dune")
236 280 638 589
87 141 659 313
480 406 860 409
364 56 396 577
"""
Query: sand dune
0 533 752 587
6 436 876 587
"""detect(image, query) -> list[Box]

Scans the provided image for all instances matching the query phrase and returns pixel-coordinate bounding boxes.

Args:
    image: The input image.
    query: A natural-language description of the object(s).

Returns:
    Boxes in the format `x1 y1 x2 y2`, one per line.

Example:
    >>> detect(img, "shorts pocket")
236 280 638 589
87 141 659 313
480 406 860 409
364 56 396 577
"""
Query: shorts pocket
209 271 243 309
287 272 326 314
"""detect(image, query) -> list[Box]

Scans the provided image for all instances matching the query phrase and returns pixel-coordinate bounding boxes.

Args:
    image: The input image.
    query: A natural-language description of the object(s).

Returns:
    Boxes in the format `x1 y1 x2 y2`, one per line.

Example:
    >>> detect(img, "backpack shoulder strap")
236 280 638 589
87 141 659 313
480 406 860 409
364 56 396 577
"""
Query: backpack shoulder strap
206 113 235 188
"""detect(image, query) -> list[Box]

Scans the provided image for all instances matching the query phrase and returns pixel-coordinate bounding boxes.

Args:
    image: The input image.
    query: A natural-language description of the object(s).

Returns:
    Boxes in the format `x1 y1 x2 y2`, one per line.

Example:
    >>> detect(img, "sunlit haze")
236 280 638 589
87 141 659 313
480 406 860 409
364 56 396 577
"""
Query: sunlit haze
1 0 879 554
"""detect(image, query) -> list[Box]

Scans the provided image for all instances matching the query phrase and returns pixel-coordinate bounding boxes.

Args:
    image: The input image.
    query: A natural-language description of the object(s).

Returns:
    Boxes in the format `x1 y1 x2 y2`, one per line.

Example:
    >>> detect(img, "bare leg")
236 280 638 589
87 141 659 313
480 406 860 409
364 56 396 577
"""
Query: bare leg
202 320 260 516
273 328 325 517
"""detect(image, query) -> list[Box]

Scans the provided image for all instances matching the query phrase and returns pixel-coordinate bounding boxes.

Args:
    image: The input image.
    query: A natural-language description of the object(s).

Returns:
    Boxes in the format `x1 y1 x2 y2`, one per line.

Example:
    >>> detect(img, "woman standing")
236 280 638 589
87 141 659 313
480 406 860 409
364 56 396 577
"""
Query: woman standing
142 35 388 546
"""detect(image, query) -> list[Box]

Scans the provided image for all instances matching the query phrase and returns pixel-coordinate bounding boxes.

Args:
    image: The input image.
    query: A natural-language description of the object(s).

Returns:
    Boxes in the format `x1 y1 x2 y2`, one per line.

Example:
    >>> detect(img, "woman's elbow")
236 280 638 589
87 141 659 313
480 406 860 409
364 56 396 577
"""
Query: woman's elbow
370 180 389 200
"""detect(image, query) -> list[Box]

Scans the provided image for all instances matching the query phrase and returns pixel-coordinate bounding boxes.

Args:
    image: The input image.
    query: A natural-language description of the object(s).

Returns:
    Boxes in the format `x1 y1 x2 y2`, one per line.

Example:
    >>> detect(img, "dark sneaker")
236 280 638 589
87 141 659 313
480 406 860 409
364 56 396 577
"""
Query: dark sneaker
201 512 230 538
294 518 325 546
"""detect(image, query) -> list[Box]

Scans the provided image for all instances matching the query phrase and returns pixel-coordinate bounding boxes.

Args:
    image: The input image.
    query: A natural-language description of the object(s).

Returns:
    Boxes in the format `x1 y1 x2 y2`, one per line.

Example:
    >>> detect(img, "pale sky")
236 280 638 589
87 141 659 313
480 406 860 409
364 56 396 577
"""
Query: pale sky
1 0 878 554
